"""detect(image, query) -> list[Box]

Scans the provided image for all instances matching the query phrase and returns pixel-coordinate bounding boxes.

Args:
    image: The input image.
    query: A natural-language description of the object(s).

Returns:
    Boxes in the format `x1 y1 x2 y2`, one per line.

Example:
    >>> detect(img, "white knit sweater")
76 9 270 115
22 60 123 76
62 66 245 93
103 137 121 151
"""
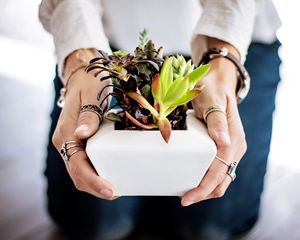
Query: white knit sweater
39 0 280 77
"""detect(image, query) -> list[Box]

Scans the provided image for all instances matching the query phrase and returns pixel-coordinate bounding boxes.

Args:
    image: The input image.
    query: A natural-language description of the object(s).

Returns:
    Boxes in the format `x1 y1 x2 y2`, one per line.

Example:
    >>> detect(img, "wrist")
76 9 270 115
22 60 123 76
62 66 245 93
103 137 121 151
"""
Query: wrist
62 48 97 85
206 58 238 94
206 37 240 91
200 39 250 103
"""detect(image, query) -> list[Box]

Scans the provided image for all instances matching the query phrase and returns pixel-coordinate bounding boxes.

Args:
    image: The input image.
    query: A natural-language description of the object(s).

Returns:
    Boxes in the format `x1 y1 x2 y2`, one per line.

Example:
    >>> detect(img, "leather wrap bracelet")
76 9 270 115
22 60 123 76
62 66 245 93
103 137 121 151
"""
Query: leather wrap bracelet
199 47 250 103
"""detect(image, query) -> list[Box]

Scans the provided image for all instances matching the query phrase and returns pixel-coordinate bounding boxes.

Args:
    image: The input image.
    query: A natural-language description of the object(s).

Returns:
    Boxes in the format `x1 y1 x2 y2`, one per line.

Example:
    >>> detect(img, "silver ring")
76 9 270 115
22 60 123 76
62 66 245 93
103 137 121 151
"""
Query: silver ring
216 155 238 181
203 105 226 123
227 161 238 181
60 140 84 162
68 149 84 159
80 104 103 124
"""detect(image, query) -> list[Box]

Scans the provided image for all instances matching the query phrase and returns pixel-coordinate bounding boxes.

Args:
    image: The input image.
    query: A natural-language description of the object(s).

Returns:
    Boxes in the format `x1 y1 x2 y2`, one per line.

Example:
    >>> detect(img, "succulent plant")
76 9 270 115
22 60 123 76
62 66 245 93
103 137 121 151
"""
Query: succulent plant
125 57 210 142
86 30 210 143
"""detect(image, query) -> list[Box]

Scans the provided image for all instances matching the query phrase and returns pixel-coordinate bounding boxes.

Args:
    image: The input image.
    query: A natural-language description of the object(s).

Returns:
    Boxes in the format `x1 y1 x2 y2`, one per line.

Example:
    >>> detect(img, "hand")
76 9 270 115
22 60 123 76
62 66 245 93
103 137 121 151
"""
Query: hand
181 54 247 206
52 50 115 200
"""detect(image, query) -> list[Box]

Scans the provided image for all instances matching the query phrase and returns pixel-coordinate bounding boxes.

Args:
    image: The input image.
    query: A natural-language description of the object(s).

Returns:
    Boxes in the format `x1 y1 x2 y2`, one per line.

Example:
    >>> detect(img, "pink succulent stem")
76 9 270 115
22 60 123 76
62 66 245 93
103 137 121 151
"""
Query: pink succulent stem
125 111 156 130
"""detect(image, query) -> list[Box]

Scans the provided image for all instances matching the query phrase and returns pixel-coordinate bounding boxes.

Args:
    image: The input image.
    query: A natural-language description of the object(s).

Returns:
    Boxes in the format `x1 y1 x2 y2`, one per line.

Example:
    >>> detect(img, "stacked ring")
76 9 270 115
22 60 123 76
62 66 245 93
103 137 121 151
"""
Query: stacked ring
60 140 84 162
203 105 226 123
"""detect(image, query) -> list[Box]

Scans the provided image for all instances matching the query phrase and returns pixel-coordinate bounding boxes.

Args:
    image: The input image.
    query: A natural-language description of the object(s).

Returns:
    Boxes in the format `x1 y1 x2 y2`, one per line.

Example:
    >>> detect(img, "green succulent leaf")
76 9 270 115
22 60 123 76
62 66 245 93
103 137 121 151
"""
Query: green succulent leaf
169 86 205 107
160 57 174 98
172 55 195 80
184 60 194 76
163 77 189 105
173 73 181 79
172 57 179 69
188 64 210 89
164 106 177 117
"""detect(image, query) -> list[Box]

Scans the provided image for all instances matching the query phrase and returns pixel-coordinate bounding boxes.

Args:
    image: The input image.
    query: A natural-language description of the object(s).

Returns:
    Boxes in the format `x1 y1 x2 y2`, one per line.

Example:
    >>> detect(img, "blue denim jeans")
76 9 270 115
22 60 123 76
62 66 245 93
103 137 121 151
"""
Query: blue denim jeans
45 40 281 240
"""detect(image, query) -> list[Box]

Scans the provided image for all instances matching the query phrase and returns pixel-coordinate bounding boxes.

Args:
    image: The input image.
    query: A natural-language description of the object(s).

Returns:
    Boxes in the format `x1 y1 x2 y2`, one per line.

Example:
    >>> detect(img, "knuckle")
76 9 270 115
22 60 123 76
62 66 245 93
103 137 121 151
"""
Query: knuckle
213 187 225 198
73 178 84 191
52 124 69 148
51 130 60 149
52 119 76 148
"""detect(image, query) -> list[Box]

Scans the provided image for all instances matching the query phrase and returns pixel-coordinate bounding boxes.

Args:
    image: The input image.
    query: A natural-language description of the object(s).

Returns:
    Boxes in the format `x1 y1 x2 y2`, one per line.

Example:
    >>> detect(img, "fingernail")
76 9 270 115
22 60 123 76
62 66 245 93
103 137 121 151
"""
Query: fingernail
100 188 113 198
217 131 231 145
75 124 89 133
181 199 195 207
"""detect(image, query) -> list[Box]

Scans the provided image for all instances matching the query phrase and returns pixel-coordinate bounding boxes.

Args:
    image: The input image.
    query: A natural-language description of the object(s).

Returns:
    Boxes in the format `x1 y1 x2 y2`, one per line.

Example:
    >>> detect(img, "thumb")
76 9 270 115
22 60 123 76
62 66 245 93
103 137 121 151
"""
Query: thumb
74 106 102 139
206 111 230 148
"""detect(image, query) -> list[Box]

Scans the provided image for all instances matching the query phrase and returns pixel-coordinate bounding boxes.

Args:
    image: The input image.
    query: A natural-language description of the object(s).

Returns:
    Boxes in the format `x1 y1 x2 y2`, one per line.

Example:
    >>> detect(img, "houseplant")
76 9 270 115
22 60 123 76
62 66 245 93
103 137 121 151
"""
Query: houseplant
85 30 217 196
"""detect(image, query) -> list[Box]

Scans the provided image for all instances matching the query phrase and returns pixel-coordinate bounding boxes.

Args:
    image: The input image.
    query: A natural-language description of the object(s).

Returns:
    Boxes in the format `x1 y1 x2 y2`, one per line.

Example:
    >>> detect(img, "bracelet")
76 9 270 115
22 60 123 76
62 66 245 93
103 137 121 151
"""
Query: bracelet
56 65 86 108
199 47 250 103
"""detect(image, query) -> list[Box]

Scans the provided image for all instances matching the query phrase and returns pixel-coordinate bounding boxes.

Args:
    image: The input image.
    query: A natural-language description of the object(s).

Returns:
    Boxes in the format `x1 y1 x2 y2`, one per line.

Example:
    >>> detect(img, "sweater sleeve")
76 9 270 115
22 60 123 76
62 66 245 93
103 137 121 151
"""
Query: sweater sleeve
39 0 111 77
191 0 263 65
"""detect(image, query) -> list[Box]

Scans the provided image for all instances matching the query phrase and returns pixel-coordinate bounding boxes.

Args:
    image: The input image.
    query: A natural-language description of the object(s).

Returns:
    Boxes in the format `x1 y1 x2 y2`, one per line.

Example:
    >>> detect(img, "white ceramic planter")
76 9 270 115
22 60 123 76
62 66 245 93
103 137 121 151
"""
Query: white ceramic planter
86 111 216 196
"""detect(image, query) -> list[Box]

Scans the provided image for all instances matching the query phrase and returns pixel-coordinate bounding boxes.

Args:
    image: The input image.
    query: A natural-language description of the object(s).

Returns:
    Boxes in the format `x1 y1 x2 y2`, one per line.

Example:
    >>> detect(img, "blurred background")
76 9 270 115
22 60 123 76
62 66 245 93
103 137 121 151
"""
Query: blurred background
0 0 299 239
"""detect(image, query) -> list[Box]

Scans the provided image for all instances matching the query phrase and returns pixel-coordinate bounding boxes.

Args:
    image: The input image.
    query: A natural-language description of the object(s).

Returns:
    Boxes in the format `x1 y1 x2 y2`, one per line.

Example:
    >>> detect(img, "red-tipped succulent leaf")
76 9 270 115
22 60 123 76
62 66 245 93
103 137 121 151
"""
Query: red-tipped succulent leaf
157 117 172 143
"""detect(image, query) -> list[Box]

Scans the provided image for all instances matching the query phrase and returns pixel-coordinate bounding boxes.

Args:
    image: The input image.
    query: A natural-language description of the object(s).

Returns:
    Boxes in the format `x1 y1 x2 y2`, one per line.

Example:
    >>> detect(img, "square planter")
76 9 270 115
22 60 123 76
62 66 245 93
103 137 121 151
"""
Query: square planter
86 111 216 196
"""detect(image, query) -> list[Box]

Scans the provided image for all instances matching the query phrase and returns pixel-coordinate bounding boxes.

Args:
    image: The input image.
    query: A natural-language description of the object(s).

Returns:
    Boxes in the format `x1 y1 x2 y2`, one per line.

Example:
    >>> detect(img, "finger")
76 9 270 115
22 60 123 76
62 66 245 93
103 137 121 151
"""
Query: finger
75 108 101 139
75 85 101 139
181 159 228 206
205 174 232 200
67 150 115 199
226 97 247 157
74 73 110 139
52 88 81 150
206 108 231 148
